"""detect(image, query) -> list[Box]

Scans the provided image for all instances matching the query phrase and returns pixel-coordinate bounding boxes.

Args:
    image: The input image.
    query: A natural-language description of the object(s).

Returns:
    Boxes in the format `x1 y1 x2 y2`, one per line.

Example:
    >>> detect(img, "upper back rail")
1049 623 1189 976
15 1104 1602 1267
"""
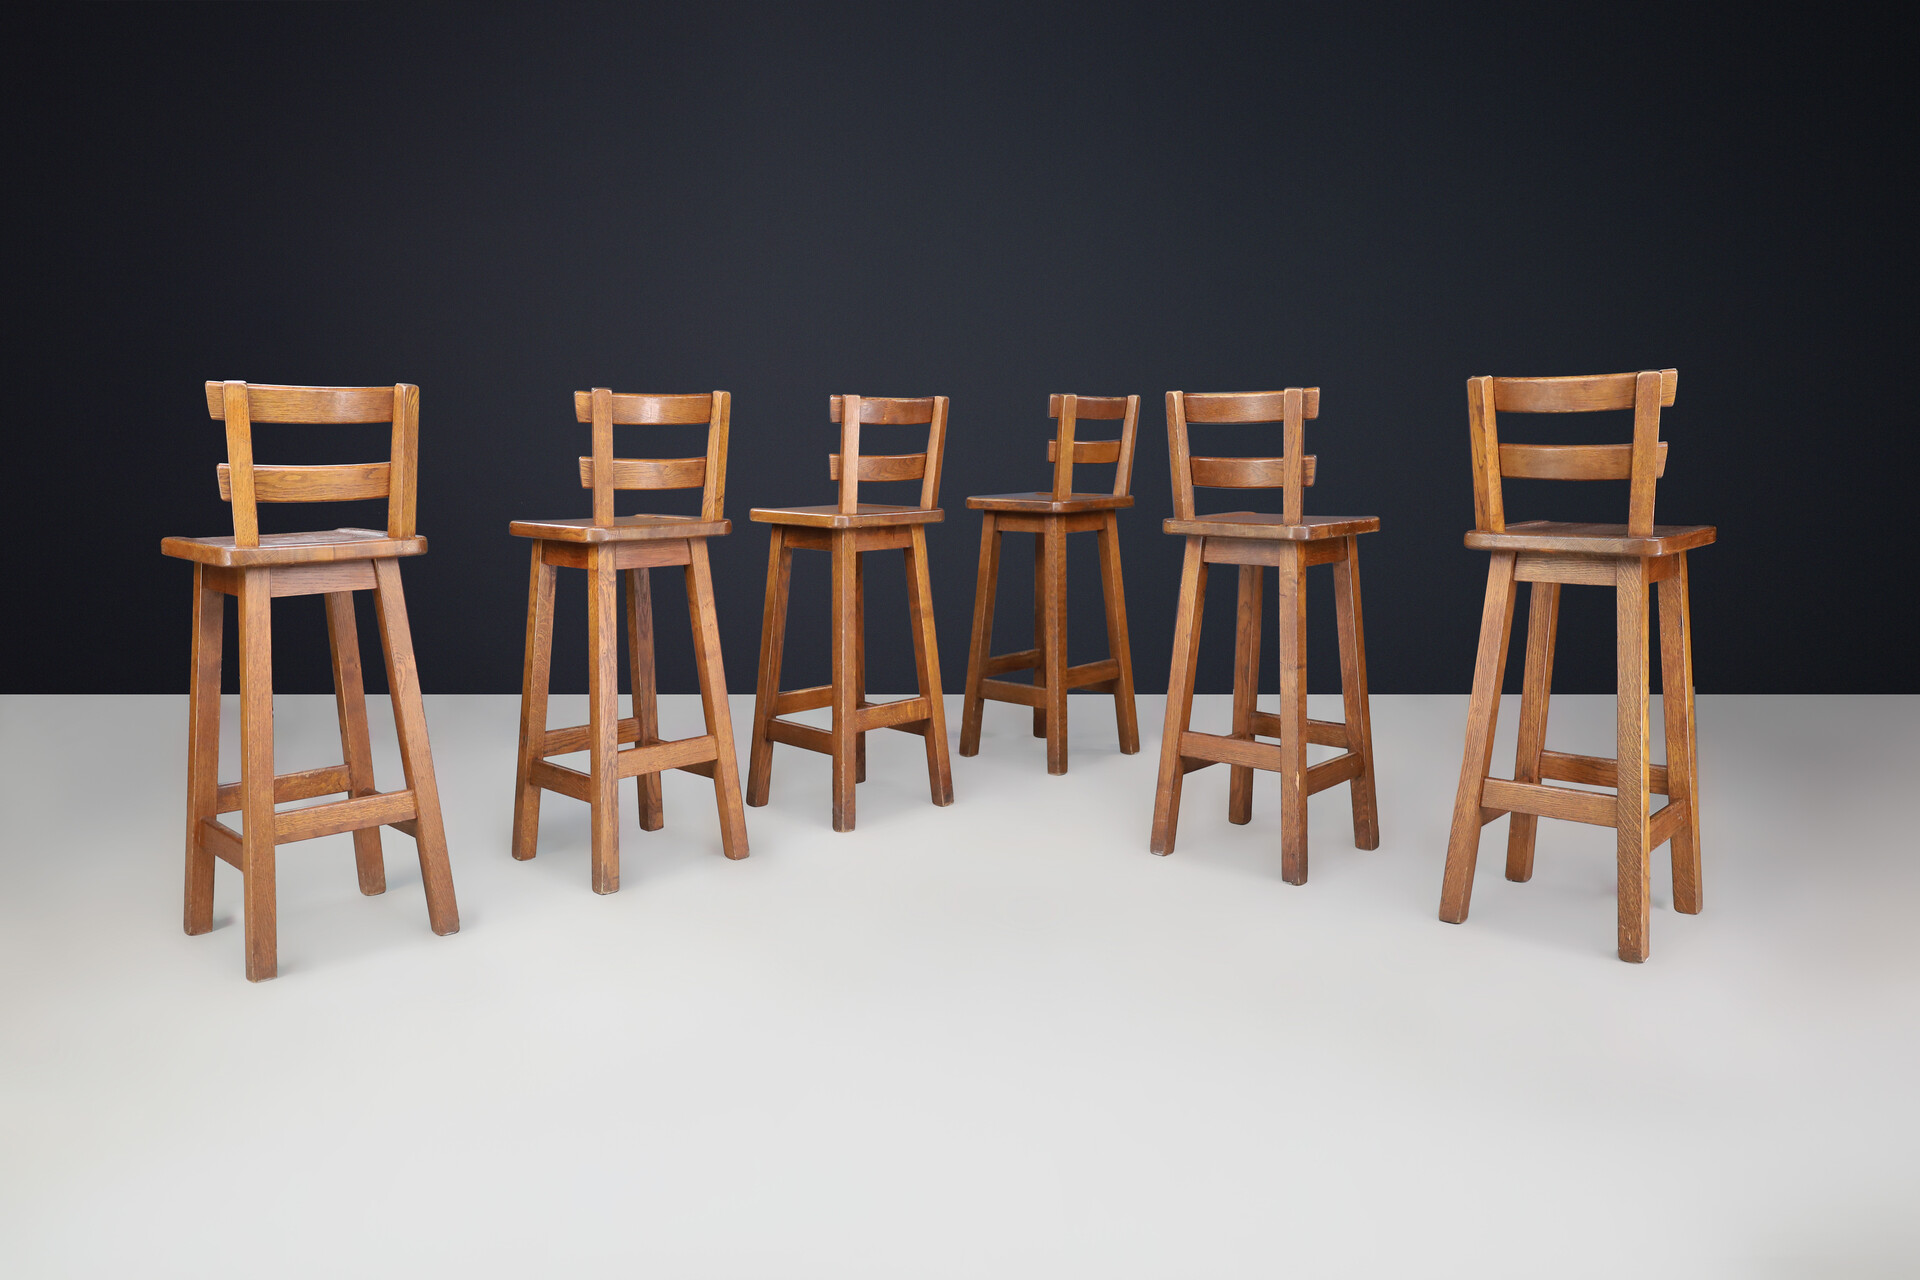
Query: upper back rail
1165 387 1320 525
575 388 731 525
826 394 950 514
1044 394 1141 500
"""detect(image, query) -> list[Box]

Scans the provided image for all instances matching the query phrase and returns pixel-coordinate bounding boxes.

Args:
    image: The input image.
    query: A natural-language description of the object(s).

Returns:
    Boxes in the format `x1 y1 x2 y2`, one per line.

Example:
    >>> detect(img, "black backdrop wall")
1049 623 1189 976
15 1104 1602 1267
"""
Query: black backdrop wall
13 3 1913 696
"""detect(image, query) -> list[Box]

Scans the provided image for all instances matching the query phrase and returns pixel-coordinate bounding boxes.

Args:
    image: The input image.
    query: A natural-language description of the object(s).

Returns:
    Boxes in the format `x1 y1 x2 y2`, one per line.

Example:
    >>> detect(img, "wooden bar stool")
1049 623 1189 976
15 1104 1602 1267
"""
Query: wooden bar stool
746 395 954 831
164 381 459 981
509 389 748 892
1148 388 1381 882
1438 370 1712 962
958 394 1142 773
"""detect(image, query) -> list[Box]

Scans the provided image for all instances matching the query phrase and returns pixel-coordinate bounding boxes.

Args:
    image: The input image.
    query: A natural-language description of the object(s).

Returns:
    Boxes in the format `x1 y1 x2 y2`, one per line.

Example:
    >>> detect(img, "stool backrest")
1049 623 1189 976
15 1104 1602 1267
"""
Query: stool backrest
1468 369 1676 537
575 389 731 525
205 381 419 547
1164 388 1321 524
827 394 949 515
1044 394 1140 501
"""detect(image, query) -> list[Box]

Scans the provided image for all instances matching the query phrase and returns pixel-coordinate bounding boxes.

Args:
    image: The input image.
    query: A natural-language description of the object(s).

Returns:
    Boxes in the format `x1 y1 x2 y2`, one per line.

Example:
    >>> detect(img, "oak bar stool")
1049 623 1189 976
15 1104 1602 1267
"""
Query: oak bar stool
747 395 954 831
164 381 459 981
1438 370 1712 962
959 394 1142 774
510 389 748 892
1149 389 1381 882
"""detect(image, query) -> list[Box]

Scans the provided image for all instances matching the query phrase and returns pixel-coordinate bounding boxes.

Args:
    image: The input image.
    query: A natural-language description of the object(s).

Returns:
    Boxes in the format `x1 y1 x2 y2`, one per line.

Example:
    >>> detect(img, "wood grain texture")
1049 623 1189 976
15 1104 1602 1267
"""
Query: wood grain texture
747 503 944 530
162 528 428 568
1498 442 1667 481
627 567 663 832
371 559 458 935
1616 558 1652 961
1462 521 1715 557
959 515 999 756
1438 552 1518 924
237 568 277 981
1504 581 1559 883
746 527 791 807
325 590 385 895
571 390 714 425
510 514 729 543
586 546 621 890
1149 538 1208 854
684 540 749 859
207 382 399 423
1095 512 1140 754
182 565 223 937
830 530 859 829
511 544 557 861
1331 536 1380 850
829 453 926 482
1658 552 1703 914
1188 455 1317 489
1179 389 1321 421
1040 522 1067 773
218 462 391 503
1275 542 1308 883
905 525 955 805
1490 369 1676 413
1228 564 1263 825
1162 513 1379 541
577 456 707 491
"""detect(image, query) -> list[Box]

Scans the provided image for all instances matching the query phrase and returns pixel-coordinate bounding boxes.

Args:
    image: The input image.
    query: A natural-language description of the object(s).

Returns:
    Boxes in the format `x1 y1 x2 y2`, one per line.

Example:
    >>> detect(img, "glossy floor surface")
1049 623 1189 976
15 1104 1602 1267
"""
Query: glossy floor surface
2 693 1916 1277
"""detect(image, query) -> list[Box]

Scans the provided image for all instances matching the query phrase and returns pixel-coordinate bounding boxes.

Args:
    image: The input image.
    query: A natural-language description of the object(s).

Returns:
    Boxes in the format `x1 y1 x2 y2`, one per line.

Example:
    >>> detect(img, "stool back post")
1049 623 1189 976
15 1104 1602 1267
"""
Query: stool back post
589 386 617 526
1165 388 1322 523
837 392 863 515
205 380 420 547
572 389 728 526
701 391 732 523
920 395 949 512
1046 393 1139 501
1470 369 1679 539
826 394 948 514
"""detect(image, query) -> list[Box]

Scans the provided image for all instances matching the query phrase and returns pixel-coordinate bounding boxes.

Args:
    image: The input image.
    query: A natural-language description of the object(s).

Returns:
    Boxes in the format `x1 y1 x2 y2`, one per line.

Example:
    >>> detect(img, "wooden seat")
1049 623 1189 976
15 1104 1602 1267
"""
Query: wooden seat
958 394 1142 774
1438 369 1713 963
510 389 748 892
1149 388 1381 881
747 394 954 830
164 381 459 981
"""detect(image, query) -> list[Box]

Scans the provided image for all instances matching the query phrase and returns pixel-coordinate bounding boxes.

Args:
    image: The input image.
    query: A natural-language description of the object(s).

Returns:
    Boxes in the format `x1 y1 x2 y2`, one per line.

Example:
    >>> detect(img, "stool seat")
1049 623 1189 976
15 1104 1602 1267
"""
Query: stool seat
1162 512 1380 541
1462 520 1716 557
750 502 944 529
965 491 1134 514
508 514 732 543
161 527 427 567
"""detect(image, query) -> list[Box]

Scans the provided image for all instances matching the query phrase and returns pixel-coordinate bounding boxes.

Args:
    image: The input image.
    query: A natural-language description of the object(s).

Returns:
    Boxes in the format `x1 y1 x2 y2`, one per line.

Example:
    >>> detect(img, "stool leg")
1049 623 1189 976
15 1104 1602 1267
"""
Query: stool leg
512 544 556 861
183 564 223 937
1616 558 1652 962
1658 553 1703 915
1150 538 1208 854
1041 520 1068 774
830 532 859 831
1505 581 1560 881
627 566 664 832
686 540 749 859
854 550 868 784
372 559 459 933
959 514 1000 757
237 568 277 981
1031 534 1047 740
1096 512 1140 754
1276 543 1309 885
1439 552 1518 924
1332 536 1381 851
325 590 385 895
585 546 621 890
906 525 955 805
1228 564 1263 825
747 528 792 807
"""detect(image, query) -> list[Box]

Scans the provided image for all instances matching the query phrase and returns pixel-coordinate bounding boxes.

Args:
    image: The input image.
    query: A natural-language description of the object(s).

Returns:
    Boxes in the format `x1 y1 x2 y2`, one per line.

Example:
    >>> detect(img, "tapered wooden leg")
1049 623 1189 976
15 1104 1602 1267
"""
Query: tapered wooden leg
1439 552 1519 924
830 532 859 830
1504 580 1560 881
1228 564 1263 825
746 528 792 808
627 566 664 831
183 564 222 937
584 547 621 890
854 550 867 784
685 540 749 859
372 559 459 933
1276 543 1309 885
1332 537 1380 851
959 514 1000 756
237 569 278 981
1096 513 1140 754
1031 534 1048 739
1616 558 1652 962
1150 538 1208 855
1041 521 1068 774
906 525 955 805
512 544 557 860
1658 553 1702 915
325 590 385 896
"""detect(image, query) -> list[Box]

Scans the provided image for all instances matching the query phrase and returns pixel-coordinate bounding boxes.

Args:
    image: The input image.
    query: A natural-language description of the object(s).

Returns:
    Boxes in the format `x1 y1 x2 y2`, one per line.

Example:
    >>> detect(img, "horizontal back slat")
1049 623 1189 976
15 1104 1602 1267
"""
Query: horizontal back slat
1491 369 1677 413
1499 441 1669 480
1189 455 1318 489
1181 389 1321 423
577 456 708 490
828 452 927 483
830 395 935 425
1048 394 1130 420
217 462 391 503
1047 439 1123 465
573 391 715 425
206 382 397 423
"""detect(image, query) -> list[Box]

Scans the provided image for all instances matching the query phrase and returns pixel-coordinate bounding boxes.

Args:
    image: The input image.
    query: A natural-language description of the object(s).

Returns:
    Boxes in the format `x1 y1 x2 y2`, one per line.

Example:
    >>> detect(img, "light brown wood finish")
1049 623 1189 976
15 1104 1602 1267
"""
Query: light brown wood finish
1439 370 1712 962
747 395 954 829
1150 389 1381 878
167 381 458 980
513 389 749 884
958 395 1142 773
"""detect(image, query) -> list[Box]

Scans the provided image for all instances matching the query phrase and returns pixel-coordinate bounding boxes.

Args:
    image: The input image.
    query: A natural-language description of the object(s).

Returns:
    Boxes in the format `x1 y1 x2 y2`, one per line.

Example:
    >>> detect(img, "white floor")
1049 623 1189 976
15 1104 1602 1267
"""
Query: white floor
1 692 1916 1278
